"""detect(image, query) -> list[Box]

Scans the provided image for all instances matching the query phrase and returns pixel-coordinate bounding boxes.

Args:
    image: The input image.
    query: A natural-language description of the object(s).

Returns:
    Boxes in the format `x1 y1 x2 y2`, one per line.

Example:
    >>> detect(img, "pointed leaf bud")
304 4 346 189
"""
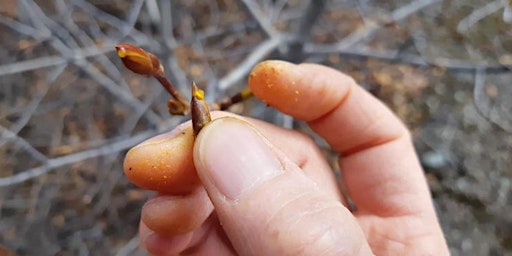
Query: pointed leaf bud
115 43 162 76
191 82 211 136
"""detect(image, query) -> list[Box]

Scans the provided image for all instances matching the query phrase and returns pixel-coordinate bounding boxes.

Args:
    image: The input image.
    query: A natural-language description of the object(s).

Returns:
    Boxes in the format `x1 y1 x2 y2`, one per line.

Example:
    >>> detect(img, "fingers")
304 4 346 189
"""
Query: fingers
193 117 373 255
141 214 236 256
133 111 340 254
141 187 213 236
126 111 338 198
249 61 408 154
140 222 194 255
123 123 199 194
248 61 434 216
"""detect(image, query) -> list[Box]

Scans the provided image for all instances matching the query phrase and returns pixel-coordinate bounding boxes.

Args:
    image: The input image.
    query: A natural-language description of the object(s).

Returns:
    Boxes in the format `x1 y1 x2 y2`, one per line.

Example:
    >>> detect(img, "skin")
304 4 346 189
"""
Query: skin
126 61 449 255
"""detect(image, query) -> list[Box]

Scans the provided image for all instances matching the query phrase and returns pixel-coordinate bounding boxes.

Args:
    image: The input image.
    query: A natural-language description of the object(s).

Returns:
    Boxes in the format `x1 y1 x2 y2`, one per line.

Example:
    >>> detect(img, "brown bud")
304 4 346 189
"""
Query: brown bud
115 43 162 76
190 82 211 136
167 99 188 115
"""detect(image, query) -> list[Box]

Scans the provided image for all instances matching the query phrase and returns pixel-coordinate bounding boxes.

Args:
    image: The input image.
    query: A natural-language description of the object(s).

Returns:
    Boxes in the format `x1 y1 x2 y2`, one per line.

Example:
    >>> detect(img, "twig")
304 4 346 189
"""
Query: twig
0 46 116 77
0 124 176 187
239 0 279 38
73 58 162 125
57 5 134 92
504 0 512 23
0 70 54 148
319 0 441 50
0 126 48 163
92 162 123 215
154 72 189 110
19 0 74 55
218 36 284 90
26 1 162 127
3 2 162 134
287 0 326 62
17 0 53 39
119 88 162 136
473 68 492 121
115 235 140 256
159 0 178 48
212 87 253 111
125 0 145 30
472 68 512 133
305 46 511 73
457 0 506 33
392 0 441 21
17 2 152 117
71 0 152 44
0 15 50 39
157 1 192 95
145 0 161 25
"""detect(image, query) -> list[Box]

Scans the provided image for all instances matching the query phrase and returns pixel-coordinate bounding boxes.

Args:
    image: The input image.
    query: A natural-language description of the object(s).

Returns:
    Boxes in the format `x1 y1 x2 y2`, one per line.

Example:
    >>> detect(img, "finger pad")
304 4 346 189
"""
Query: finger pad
123 128 200 194
248 61 347 121
142 189 213 236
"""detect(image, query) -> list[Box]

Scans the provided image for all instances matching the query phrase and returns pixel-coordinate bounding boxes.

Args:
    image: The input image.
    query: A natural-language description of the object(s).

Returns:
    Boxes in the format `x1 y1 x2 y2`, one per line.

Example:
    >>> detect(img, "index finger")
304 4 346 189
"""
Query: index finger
248 61 435 217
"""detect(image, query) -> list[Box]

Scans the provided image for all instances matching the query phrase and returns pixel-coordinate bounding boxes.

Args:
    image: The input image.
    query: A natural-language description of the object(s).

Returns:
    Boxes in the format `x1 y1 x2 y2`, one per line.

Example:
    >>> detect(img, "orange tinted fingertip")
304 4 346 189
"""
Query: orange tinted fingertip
123 126 200 194
248 60 349 121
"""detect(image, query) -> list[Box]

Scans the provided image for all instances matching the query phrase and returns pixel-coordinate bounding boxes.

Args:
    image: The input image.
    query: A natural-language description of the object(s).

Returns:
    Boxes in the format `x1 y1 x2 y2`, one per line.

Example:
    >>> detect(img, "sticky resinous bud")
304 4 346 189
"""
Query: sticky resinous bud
115 43 163 76
191 82 212 136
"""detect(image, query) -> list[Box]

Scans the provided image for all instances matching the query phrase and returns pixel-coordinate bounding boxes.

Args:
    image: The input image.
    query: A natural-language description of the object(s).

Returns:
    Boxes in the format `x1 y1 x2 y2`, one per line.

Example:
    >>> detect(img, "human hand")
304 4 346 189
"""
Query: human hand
124 61 449 255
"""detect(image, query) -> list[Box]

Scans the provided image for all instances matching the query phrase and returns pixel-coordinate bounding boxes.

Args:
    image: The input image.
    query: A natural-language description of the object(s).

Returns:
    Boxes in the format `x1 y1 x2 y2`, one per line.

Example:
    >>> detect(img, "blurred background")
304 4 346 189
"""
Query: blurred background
0 0 511 255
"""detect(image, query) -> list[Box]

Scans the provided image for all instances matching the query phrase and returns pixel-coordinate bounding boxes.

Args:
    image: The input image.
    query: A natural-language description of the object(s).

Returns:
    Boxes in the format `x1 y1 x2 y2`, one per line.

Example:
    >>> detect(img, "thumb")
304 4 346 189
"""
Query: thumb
193 117 373 256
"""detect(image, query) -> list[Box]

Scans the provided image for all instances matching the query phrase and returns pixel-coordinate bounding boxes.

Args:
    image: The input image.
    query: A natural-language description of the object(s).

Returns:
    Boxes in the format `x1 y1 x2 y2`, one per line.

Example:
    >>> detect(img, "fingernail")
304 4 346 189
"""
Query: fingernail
195 117 283 200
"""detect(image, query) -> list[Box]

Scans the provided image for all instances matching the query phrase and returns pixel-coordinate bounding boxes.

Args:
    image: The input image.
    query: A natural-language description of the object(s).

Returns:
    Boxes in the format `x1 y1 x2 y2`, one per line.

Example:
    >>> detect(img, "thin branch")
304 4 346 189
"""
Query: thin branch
305 46 511 73
72 59 162 124
218 36 284 90
473 68 512 133
0 123 177 187
145 0 161 25
239 0 279 38
58 5 134 92
0 15 50 39
32 1 162 127
391 0 441 21
287 0 327 62
0 126 48 163
115 235 140 256
17 0 53 39
156 2 195 97
0 46 115 77
457 0 505 32
0 74 52 148
20 0 75 55
159 0 178 48
473 68 490 118
320 0 441 50
124 0 145 33
504 0 512 23
29 1 160 124
71 0 152 44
